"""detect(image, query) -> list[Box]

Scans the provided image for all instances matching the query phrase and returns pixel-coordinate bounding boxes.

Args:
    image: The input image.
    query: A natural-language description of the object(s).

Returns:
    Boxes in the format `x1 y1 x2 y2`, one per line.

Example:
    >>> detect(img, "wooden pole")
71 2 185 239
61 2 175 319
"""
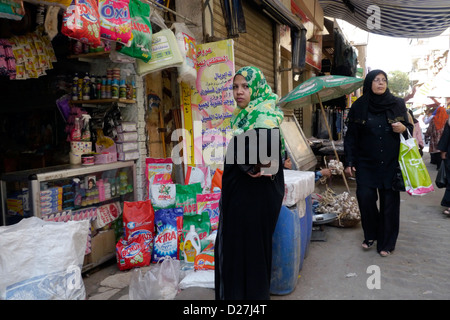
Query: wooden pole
316 93 350 192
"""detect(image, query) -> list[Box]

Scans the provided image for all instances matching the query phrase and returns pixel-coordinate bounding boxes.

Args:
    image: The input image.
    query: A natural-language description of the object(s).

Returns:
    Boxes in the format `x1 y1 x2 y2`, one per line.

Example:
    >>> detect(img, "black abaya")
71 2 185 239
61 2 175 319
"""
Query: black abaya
215 128 284 300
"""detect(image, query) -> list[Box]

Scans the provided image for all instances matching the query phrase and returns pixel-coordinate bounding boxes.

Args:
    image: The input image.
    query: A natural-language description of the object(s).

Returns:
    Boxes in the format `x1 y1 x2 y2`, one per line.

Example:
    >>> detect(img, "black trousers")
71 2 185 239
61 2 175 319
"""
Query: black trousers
356 185 400 252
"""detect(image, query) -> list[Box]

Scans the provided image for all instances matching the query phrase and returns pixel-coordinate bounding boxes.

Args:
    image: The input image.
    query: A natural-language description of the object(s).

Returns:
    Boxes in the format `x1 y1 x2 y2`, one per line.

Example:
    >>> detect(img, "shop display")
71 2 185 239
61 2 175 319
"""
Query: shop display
62 0 101 46
153 207 183 262
172 22 197 85
99 0 132 46
0 217 89 300
183 224 200 263
117 0 152 62
0 0 25 21
5 29 57 80
135 28 184 76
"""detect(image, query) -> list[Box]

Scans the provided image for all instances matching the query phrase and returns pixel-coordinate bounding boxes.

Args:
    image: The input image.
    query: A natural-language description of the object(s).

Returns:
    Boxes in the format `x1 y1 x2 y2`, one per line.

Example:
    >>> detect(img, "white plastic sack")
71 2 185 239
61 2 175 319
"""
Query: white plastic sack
129 257 180 300
0 217 89 300
171 22 197 85
179 270 215 290
129 268 162 300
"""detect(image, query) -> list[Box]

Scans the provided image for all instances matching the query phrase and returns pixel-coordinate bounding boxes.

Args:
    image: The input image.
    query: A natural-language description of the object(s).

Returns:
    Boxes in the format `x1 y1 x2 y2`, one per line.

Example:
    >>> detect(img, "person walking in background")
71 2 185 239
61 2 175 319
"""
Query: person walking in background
437 117 450 216
215 66 285 300
344 69 413 257
409 109 425 156
424 103 448 168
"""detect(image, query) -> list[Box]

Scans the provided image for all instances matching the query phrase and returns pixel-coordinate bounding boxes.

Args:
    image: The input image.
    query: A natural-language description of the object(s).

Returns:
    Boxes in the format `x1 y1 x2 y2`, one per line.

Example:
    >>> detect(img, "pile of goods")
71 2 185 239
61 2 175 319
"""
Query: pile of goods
314 187 361 227
115 157 223 272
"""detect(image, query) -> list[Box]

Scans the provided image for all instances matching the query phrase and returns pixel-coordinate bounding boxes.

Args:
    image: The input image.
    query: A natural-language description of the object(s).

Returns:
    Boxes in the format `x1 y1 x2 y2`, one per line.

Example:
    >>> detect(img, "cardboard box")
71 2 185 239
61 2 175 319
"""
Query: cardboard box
89 229 116 265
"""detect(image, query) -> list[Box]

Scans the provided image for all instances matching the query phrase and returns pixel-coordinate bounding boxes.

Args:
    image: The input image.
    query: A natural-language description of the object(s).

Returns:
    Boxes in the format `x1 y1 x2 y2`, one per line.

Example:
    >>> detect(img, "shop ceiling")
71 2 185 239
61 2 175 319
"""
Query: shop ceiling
318 0 450 38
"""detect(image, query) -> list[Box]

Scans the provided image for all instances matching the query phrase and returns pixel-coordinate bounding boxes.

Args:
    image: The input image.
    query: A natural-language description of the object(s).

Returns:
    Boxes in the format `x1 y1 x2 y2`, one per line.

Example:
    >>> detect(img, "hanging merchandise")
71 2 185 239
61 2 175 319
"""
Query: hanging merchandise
44 5 60 40
116 0 152 62
135 12 183 76
62 0 101 47
0 39 16 79
99 0 133 47
0 0 25 20
171 22 197 85
6 29 57 80
21 0 72 9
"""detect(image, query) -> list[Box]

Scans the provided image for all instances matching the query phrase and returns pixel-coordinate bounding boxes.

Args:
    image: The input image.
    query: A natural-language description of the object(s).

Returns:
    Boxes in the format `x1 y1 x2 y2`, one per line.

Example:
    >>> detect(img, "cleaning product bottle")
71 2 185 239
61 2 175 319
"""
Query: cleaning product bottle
183 225 201 263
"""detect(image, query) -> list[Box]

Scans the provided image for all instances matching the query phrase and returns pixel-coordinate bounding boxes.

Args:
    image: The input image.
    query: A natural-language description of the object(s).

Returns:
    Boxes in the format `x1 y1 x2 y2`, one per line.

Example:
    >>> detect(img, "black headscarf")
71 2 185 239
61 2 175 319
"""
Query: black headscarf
363 69 397 114
347 69 407 124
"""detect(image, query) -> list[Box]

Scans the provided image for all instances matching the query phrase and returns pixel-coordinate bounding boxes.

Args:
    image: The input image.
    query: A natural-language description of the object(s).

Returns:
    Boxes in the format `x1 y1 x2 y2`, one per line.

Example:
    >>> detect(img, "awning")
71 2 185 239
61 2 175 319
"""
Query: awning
318 0 450 38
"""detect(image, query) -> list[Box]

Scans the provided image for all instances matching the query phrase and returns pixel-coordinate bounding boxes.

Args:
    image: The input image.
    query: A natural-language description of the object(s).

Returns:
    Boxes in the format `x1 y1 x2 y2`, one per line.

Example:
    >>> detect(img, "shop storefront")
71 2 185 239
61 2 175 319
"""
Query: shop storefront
0 0 319 299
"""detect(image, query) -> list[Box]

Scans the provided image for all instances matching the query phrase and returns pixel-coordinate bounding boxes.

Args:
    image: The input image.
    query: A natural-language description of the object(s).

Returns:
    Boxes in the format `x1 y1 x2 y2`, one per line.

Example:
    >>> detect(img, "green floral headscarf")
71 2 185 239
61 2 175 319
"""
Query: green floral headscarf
230 66 285 158
230 66 284 136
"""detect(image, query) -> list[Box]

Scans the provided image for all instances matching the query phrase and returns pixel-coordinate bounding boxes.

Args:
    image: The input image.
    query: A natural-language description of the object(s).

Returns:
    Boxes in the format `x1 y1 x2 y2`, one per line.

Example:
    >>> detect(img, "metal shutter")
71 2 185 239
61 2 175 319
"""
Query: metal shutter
213 0 275 88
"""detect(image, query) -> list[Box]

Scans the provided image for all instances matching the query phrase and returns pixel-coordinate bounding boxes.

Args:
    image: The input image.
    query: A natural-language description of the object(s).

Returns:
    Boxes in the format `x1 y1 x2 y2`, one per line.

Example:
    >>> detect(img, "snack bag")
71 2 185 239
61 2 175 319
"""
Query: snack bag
62 0 101 46
175 183 202 216
197 193 221 231
99 0 133 46
116 234 151 270
117 0 152 62
152 207 183 262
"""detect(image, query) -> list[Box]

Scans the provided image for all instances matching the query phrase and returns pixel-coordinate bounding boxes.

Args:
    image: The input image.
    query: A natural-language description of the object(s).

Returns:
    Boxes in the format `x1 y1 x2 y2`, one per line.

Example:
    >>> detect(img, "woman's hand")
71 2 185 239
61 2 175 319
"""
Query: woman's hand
248 171 262 178
391 122 406 133
345 166 356 177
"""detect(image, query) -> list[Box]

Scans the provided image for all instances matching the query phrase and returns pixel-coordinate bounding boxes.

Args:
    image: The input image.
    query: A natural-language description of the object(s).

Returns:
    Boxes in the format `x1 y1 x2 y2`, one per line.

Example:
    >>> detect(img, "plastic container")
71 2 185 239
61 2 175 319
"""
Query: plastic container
270 205 301 295
183 225 201 263
298 204 308 271
304 195 313 257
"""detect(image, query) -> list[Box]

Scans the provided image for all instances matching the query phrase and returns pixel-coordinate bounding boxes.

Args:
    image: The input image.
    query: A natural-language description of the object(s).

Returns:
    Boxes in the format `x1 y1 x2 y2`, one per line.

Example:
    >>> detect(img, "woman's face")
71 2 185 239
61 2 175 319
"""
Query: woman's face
371 73 387 95
233 74 251 108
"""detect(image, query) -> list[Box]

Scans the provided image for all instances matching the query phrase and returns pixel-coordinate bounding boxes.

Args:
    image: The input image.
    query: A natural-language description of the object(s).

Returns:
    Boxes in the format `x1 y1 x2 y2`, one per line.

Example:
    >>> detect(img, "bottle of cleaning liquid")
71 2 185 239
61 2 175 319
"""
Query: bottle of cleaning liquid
183 225 201 263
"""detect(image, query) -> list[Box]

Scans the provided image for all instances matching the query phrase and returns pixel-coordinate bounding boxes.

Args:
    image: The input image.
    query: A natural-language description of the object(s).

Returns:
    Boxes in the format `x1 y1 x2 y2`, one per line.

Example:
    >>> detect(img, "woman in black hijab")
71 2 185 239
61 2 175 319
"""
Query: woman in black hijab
344 69 413 257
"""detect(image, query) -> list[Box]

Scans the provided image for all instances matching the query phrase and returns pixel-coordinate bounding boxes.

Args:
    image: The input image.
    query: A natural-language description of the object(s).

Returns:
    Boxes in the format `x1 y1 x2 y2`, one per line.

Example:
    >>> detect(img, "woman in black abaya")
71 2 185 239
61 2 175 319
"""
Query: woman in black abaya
215 66 285 300
344 69 413 257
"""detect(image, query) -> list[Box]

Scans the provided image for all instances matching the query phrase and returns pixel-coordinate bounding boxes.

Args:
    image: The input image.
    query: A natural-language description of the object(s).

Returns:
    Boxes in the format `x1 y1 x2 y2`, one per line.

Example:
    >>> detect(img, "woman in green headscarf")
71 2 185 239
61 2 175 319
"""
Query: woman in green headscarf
215 66 285 300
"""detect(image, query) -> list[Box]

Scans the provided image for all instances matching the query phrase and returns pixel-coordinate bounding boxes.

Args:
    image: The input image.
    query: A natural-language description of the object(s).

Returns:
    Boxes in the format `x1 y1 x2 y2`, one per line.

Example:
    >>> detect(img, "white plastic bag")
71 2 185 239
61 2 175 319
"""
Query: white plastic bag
129 268 162 300
129 257 180 300
0 217 89 300
171 22 197 85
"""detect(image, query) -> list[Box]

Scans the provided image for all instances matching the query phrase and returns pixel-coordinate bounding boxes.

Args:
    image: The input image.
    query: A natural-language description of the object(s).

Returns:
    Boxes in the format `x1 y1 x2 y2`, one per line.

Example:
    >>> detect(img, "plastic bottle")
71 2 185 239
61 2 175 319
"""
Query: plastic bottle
101 77 106 99
90 74 97 99
131 80 136 100
119 79 126 99
72 73 79 100
111 79 119 99
96 76 102 99
183 225 201 263
71 117 82 141
82 72 90 100
77 76 83 100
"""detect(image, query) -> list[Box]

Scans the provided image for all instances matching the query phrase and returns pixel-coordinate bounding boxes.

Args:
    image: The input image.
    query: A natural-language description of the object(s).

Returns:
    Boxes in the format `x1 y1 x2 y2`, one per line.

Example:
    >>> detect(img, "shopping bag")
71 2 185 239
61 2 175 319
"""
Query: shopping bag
398 132 434 196
435 160 447 188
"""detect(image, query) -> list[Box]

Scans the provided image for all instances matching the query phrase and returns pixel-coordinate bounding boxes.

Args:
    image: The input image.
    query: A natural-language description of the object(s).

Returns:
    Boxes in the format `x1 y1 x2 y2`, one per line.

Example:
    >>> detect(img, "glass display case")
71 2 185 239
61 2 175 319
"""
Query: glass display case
1 161 136 270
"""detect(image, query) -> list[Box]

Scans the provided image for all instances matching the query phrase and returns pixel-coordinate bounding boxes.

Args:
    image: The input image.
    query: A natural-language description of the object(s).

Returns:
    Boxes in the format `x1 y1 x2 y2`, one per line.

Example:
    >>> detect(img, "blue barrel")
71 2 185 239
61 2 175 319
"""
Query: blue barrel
270 205 301 295
305 195 313 257
298 205 308 271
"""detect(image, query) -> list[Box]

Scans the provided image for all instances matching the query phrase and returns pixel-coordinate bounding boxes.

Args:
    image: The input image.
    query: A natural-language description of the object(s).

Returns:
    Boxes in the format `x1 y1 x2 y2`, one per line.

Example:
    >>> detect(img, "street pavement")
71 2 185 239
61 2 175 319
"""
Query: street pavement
83 151 450 300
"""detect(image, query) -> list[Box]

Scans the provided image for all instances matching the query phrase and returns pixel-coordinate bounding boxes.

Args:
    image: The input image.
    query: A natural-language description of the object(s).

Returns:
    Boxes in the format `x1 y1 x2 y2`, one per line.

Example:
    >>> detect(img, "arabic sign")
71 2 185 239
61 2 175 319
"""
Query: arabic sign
186 39 235 167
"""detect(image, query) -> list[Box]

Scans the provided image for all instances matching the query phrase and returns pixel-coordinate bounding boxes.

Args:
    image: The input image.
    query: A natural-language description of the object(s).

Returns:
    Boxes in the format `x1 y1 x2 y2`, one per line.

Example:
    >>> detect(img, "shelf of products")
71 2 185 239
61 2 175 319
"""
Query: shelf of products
70 98 136 105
